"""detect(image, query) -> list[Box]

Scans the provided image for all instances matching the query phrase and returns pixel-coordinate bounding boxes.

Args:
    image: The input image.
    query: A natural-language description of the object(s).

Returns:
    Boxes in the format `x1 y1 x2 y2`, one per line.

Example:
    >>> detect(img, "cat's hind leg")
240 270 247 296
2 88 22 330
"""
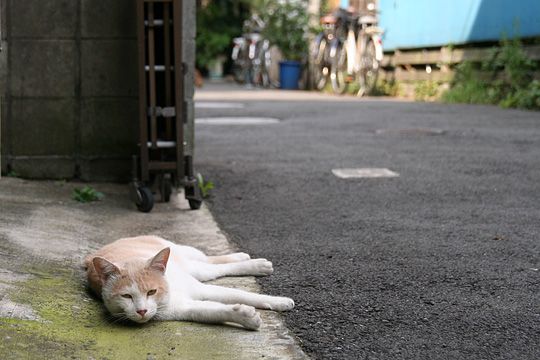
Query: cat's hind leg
160 299 262 330
186 259 273 282
207 252 251 264
171 244 250 264
195 284 295 312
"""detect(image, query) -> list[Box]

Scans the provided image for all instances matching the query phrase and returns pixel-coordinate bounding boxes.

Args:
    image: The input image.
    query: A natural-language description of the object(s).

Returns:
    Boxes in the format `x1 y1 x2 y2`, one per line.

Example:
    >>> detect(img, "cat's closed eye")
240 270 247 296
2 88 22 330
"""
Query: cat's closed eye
147 289 157 296
121 294 132 299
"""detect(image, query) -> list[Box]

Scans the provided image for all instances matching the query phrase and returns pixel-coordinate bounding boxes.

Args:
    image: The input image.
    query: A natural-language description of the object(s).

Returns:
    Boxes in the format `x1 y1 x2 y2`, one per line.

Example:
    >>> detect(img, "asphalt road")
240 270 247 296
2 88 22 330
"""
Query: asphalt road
195 88 539 360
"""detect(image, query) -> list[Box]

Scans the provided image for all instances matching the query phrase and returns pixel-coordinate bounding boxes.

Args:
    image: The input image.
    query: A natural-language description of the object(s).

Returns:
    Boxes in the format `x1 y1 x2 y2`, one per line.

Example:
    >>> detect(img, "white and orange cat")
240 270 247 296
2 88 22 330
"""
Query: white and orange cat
84 235 294 330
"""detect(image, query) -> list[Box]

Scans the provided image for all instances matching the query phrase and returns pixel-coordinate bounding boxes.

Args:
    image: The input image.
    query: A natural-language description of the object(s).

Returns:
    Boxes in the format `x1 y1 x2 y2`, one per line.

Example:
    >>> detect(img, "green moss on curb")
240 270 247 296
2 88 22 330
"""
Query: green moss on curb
0 263 234 360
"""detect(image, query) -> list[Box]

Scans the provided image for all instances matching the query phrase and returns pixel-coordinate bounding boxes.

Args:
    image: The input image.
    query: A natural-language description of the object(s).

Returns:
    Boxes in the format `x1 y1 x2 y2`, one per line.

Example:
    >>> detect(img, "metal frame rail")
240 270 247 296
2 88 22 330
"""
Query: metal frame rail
130 0 201 212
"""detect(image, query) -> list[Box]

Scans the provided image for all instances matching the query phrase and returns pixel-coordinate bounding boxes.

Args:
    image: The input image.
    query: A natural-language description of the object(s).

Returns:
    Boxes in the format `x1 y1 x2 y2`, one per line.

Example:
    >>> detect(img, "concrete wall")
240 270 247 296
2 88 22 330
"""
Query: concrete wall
0 0 195 181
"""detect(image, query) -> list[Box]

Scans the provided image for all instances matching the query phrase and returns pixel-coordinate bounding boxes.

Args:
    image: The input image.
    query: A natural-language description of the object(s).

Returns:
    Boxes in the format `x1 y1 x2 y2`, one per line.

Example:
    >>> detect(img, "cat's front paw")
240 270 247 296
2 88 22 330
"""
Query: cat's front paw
269 297 295 312
232 304 262 330
250 258 273 276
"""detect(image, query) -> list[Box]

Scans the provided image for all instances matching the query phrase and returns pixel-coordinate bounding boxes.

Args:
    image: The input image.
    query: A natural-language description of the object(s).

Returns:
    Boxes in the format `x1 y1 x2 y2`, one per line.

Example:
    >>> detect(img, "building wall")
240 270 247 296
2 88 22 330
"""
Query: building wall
379 0 540 51
0 0 195 181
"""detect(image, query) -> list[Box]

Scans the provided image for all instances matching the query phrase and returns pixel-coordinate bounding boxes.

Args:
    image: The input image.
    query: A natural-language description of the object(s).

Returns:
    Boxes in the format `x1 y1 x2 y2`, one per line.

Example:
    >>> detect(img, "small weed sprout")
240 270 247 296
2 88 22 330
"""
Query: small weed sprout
72 186 104 203
196 173 214 199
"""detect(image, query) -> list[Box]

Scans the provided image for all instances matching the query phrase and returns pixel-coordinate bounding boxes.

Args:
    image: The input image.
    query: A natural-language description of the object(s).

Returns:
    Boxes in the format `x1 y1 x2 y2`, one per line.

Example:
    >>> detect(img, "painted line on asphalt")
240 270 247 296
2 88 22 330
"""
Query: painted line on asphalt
195 117 280 125
332 168 400 179
195 102 246 109
375 128 446 136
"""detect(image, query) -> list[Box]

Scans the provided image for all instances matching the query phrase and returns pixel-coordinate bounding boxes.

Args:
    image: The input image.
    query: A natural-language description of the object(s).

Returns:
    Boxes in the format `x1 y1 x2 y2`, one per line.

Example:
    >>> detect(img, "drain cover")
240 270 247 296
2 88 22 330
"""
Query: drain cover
332 168 399 179
375 128 445 136
196 117 280 125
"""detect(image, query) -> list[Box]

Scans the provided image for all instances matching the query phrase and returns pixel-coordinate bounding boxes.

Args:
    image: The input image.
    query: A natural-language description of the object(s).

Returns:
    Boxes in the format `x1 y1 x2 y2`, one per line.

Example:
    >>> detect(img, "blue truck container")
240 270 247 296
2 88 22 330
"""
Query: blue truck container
378 0 540 51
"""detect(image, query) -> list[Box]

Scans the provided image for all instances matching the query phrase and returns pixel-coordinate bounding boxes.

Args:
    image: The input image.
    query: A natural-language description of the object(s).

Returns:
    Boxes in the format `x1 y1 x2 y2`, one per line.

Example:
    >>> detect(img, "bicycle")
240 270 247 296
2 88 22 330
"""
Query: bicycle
231 14 272 88
310 9 349 91
330 5 383 96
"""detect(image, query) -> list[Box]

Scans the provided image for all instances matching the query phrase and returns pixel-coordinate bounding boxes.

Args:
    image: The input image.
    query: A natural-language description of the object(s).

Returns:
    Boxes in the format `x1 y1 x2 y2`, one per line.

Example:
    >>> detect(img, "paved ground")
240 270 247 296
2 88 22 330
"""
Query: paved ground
195 83 540 360
0 177 306 359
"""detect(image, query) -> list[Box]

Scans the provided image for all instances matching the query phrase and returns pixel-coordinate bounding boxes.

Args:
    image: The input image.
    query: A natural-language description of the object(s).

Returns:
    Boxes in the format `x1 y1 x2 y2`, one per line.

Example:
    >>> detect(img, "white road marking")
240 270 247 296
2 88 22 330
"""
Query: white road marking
375 128 445 135
195 102 245 109
332 168 399 179
196 117 280 125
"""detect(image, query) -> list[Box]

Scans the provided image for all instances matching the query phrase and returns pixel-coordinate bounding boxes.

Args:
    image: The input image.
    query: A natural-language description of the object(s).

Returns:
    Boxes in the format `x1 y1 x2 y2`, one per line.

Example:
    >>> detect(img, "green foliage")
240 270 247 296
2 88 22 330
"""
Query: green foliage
6 170 19 178
256 0 309 61
442 38 539 110
372 79 401 97
414 81 441 101
72 186 104 203
196 173 214 199
196 1 249 70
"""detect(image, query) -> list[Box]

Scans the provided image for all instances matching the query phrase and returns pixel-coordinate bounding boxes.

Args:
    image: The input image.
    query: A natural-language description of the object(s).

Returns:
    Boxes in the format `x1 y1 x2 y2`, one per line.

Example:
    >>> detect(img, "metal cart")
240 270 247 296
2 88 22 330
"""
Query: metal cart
130 0 202 212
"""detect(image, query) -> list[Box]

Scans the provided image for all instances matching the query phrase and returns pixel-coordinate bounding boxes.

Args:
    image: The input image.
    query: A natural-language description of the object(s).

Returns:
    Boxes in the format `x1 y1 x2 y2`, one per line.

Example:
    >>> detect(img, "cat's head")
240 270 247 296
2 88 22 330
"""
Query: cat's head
92 247 170 324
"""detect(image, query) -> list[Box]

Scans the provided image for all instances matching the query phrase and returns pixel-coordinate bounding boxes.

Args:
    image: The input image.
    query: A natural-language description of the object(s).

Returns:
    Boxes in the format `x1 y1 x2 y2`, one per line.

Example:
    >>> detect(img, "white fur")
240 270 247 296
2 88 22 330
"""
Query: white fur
98 237 294 330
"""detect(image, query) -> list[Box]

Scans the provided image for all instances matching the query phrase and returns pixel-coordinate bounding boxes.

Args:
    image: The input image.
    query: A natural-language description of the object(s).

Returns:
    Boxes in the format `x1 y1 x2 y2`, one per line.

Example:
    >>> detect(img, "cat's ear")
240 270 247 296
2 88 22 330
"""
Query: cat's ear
93 257 120 282
147 247 170 274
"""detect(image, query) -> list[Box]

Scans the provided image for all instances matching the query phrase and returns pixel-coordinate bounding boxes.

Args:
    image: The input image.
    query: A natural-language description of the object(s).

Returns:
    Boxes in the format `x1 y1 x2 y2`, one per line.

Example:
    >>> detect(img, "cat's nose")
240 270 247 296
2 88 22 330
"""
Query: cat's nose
136 309 147 317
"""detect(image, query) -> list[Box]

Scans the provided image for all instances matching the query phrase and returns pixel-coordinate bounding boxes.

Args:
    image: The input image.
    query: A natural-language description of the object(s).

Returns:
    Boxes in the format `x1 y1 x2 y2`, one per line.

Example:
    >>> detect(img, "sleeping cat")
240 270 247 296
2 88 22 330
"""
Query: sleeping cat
84 235 294 330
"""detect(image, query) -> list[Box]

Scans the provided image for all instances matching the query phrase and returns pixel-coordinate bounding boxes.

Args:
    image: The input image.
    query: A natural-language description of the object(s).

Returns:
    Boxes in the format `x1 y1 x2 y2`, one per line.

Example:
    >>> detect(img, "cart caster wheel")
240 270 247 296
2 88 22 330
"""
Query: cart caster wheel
160 177 172 203
188 198 202 210
136 186 154 213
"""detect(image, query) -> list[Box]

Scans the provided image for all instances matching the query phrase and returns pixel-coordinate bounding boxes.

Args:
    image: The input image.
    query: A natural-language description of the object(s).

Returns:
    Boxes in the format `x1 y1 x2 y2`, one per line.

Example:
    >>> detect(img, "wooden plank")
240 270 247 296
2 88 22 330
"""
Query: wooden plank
392 50 442 65
524 45 540 60
148 161 178 170
147 3 158 148
173 0 185 180
136 0 149 181
394 68 454 82
386 44 540 67
163 2 173 139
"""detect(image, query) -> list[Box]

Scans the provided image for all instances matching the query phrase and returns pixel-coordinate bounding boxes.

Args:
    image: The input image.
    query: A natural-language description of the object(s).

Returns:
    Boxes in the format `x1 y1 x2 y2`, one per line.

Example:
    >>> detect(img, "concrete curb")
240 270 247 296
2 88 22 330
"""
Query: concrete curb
0 178 307 359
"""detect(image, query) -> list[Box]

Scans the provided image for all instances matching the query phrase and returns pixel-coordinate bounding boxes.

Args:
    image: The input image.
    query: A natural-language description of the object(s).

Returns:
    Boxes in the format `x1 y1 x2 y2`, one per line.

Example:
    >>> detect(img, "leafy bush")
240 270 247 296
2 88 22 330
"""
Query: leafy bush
257 0 309 61
442 38 540 110
196 1 249 70
414 81 440 101
374 80 401 97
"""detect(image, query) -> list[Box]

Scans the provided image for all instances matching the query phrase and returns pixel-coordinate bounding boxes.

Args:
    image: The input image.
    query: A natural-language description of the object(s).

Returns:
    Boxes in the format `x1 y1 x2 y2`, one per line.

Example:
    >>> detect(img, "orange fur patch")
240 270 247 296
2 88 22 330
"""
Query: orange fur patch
85 236 171 297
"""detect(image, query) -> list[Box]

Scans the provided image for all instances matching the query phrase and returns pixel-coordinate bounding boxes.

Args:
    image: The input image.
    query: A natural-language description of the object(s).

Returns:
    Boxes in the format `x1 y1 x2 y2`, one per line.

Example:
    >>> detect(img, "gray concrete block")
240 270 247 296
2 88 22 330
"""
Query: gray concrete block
81 0 136 39
10 0 77 38
183 0 196 40
183 39 195 99
80 98 138 156
81 40 138 97
0 154 8 174
79 158 131 182
1 0 6 39
0 96 6 156
0 40 6 94
10 40 76 97
10 98 75 156
184 99 194 156
10 158 75 179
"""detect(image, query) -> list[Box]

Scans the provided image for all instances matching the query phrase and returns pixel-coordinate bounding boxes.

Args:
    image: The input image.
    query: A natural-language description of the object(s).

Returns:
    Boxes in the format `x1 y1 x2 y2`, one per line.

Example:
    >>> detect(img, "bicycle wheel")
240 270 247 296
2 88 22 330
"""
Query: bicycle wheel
311 36 329 91
232 63 245 84
257 46 272 88
330 40 349 95
358 39 379 96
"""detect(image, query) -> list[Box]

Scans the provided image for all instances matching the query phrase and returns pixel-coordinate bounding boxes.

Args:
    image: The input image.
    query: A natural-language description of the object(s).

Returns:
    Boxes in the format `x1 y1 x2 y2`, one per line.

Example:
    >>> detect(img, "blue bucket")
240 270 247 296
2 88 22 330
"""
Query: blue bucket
279 61 301 90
